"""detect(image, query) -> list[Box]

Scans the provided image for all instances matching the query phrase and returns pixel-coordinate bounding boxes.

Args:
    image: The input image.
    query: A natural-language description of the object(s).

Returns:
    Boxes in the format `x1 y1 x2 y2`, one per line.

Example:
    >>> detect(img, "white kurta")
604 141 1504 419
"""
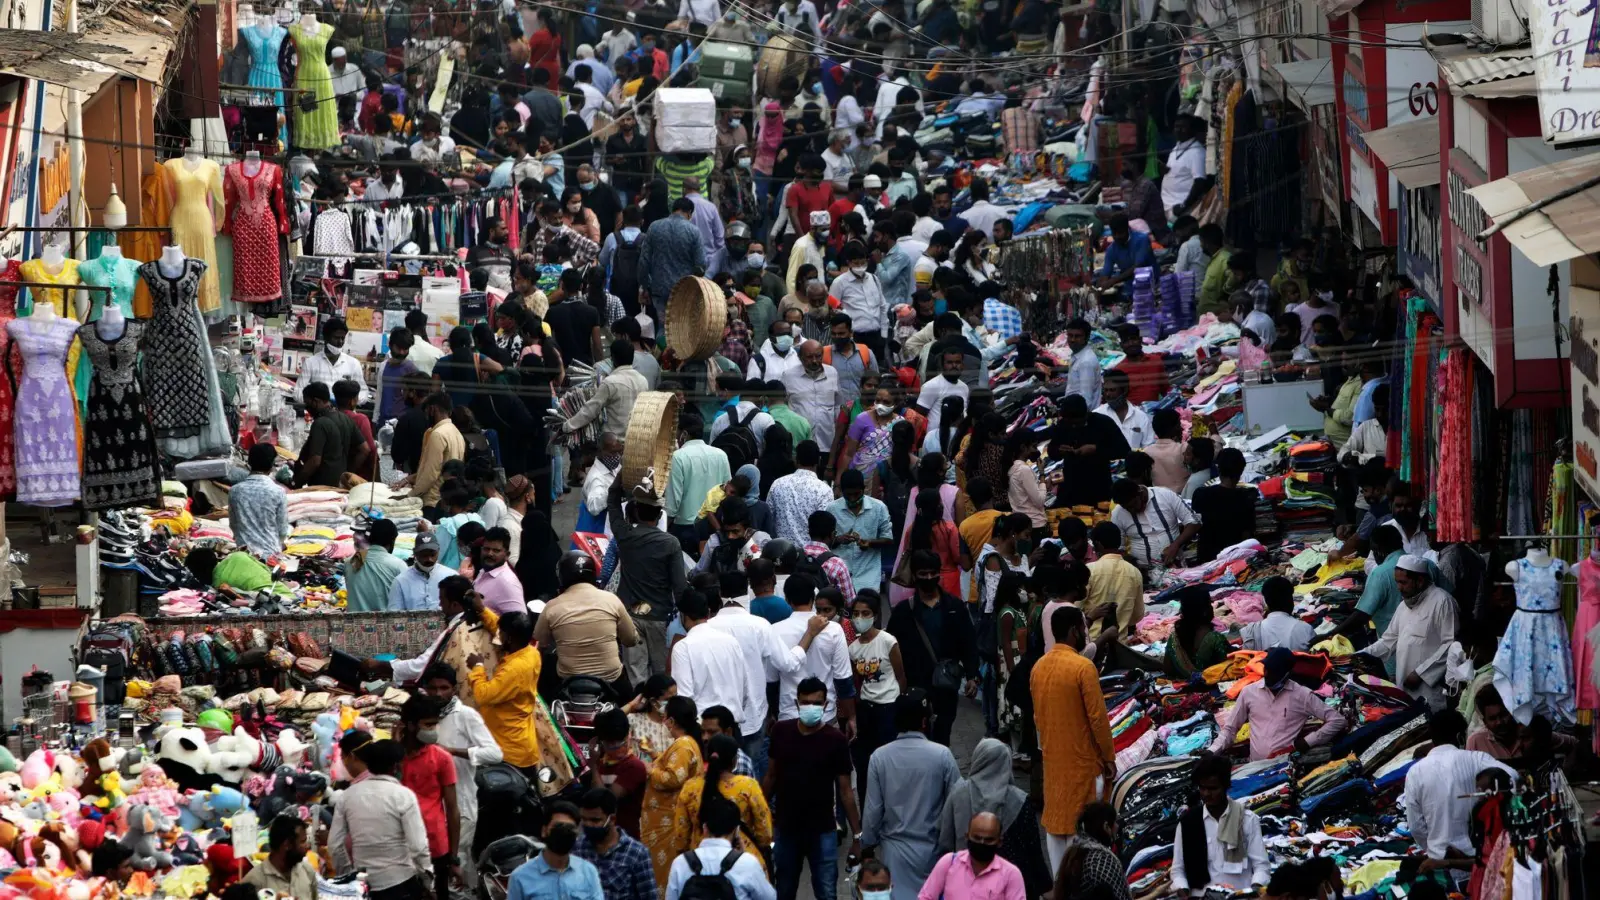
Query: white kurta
1366 584 1458 710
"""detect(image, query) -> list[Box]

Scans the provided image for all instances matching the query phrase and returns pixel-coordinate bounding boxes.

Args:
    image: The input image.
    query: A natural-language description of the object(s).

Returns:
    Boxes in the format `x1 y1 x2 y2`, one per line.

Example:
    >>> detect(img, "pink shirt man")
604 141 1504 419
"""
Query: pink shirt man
1210 679 1347 760
918 850 1026 900
475 563 526 615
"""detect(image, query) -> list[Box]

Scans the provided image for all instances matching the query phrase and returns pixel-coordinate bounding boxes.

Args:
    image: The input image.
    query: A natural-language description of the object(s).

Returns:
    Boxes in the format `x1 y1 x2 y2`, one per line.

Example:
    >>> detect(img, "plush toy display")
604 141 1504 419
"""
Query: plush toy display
118 804 173 871
153 728 216 793
176 786 244 834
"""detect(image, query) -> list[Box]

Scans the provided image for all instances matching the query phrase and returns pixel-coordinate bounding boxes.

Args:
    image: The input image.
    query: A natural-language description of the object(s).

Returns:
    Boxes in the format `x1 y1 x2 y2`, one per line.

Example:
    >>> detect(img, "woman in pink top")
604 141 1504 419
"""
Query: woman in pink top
888 455 962 605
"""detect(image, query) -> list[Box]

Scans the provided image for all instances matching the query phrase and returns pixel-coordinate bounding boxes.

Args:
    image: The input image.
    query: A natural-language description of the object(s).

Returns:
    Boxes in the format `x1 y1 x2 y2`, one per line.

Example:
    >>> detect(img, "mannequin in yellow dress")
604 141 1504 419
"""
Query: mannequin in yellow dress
163 146 225 313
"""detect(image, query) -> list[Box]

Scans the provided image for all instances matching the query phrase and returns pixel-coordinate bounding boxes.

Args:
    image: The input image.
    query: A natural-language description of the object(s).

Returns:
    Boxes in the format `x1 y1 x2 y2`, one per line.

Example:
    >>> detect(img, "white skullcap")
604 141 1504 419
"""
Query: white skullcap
331 46 347 57
863 174 883 188
809 210 831 227
577 44 595 59
1396 554 1429 574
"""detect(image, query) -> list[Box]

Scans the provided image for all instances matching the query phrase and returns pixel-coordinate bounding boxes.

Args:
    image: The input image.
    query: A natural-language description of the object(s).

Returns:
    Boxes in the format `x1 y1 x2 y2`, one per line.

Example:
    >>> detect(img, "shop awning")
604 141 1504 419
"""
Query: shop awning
1467 152 1600 266
1362 119 1441 189
1266 58 1335 112
0 30 140 94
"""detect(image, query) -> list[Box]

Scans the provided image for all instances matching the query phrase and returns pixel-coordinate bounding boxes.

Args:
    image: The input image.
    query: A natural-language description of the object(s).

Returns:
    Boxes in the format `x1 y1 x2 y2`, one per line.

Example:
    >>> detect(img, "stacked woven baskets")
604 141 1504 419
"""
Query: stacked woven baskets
666 276 727 361
620 391 681 499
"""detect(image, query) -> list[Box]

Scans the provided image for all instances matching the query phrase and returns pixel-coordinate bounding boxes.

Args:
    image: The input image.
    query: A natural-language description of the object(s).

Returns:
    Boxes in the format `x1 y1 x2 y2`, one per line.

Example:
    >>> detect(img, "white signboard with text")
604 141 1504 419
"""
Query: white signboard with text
1530 0 1600 144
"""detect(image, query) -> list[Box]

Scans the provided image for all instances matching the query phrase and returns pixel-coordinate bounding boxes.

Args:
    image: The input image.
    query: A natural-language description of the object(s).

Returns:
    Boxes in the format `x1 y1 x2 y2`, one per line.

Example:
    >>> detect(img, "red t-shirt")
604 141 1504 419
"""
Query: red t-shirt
827 197 858 250
788 181 835 233
1116 354 1170 404
401 744 458 859
595 754 649 838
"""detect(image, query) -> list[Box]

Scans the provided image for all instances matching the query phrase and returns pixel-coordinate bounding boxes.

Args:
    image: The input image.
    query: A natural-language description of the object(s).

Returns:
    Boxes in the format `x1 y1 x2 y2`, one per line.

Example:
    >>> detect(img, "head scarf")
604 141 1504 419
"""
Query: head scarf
758 102 783 155
643 176 671 223
737 464 761 504
941 738 1026 850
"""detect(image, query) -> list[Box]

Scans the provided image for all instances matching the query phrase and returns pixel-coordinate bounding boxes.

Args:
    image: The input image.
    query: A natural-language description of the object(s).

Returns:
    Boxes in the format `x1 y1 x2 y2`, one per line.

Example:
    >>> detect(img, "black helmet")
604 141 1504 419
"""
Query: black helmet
557 551 600 590
760 538 801 570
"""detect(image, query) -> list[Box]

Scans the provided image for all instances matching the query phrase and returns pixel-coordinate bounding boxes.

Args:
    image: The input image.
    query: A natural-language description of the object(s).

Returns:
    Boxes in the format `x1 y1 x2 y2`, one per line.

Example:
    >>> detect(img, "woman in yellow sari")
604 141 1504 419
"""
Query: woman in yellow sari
671 734 773 870
641 695 703 890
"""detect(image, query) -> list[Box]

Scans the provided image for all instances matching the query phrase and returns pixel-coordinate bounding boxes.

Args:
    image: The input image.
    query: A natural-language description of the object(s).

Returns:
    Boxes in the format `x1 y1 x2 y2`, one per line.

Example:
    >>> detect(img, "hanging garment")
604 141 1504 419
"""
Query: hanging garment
223 161 289 302
77 254 141 321
241 22 288 148
1577 558 1600 717
0 261 21 499
163 158 225 313
1493 557 1577 725
290 21 340 149
18 257 88 406
7 315 82 506
311 208 355 256
77 320 160 510
123 169 173 277
139 259 212 439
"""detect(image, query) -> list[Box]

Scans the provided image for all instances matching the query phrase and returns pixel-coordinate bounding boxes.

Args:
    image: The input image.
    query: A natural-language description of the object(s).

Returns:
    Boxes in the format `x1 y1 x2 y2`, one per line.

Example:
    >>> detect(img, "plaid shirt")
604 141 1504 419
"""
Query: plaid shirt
982 297 1023 340
529 224 600 268
1243 277 1274 313
720 319 752 371
803 541 858 602
574 832 657 900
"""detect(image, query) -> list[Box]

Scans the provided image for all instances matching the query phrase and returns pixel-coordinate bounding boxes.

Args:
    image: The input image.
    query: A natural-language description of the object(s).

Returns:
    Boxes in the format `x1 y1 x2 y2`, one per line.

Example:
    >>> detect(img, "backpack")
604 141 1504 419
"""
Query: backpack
822 343 870 367
611 230 644 316
463 430 496 471
711 406 761 471
794 547 838 586
678 849 741 900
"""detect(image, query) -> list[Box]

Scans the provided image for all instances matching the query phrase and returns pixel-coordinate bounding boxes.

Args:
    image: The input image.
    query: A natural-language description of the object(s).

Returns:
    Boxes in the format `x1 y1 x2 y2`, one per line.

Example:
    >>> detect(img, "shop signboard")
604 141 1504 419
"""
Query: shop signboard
1398 185 1442 304
1570 285 1600 499
1448 160 1495 372
1529 0 1600 145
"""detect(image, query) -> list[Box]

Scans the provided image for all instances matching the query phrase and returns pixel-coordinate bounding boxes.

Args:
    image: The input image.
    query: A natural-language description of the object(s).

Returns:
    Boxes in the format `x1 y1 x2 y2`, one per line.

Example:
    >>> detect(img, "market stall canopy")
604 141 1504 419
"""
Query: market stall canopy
1265 58 1335 113
0 30 151 93
1467 152 1600 266
1362 119 1441 189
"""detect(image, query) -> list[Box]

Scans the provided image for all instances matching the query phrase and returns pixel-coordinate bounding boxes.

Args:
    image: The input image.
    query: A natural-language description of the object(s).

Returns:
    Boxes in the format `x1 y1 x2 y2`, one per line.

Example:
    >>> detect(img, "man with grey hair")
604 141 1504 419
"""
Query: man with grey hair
780 340 842 456
823 130 855 183
682 176 726 274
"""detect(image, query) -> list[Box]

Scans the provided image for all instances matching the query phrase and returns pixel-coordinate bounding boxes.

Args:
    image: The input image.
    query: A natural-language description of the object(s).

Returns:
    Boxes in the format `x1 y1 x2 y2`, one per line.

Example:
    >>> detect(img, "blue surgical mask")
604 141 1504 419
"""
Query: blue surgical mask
933 298 948 315
729 118 742 129
812 82 823 95
774 335 794 353
797 705 825 727
579 180 596 192
862 891 892 900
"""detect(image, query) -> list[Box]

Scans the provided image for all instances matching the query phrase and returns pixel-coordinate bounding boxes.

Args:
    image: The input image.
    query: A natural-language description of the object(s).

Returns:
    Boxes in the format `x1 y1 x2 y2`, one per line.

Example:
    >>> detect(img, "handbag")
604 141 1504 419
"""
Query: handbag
913 614 965 693
890 551 914 587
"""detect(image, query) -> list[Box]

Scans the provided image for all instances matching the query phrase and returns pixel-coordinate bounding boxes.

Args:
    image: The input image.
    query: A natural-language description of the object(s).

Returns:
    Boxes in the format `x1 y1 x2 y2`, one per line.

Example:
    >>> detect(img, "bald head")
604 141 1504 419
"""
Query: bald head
969 812 1001 840
799 340 823 372
683 177 702 195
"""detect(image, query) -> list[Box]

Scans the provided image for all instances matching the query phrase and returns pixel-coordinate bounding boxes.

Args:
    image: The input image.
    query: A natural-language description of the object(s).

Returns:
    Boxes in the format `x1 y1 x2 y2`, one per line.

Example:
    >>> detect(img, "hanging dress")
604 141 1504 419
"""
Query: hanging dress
1492 557 1577 726
0 261 21 499
242 22 289 148
163 158 225 313
18 257 90 410
138 259 212 439
77 254 141 321
7 314 83 506
1576 558 1600 732
223 161 289 302
77 320 160 510
290 20 340 149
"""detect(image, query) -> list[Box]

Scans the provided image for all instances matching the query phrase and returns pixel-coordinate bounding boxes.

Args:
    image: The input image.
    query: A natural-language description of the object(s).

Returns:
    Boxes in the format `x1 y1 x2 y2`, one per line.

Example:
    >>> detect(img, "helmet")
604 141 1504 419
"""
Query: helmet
557 550 600 590
726 220 752 241
760 538 801 570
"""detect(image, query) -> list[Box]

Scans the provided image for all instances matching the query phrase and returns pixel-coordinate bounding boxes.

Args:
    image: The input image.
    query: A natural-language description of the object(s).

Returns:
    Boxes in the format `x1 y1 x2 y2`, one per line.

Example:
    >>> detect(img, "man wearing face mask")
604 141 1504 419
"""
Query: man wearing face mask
1369 484 1432 574
921 812 1025 900
296 317 369 407
398 693 463 900
576 164 621 243
787 211 832 296
748 321 804 382
508 801 606 900
422 662 501 885
1209 648 1347 761
856 860 894 900
573 788 655 900
764 677 863 900
829 242 889 370
241 816 318 900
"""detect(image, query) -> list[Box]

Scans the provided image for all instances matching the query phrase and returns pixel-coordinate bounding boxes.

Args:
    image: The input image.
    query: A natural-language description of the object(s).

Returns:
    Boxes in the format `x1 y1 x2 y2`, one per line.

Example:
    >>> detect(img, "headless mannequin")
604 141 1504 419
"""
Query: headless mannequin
243 150 263 177
92 245 125 333
1508 547 1556 582
183 144 203 170
39 243 65 273
299 11 318 31
158 246 187 279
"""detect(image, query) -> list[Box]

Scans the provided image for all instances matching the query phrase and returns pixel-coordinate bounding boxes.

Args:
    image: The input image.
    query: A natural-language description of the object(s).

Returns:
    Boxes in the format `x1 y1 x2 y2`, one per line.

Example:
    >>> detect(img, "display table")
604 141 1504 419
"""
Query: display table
144 609 447 660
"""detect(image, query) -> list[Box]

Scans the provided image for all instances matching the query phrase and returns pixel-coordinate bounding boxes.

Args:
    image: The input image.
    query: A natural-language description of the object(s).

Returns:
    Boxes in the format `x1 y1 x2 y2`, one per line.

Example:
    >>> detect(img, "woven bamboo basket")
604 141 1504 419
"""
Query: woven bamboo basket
757 34 809 102
666 276 727 361
620 391 681 499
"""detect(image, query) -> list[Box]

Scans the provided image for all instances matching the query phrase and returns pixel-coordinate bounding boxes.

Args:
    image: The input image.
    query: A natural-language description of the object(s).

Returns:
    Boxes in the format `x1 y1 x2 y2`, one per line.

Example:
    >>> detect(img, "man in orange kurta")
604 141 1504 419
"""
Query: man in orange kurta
1030 604 1116 878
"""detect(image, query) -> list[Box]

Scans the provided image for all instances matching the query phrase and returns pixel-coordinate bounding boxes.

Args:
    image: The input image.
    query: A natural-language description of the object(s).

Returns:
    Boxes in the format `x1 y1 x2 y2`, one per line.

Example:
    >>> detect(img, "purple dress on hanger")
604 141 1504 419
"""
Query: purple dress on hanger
7 314 83 506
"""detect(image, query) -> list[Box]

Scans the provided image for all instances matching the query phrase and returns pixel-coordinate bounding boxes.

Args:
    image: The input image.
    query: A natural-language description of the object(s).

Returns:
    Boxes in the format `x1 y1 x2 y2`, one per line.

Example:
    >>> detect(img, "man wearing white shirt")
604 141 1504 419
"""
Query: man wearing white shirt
1161 115 1208 219
1169 754 1270 897
1064 318 1102 409
1403 710 1515 870
678 0 722 26
1238 577 1316 651
917 348 971 436
1093 370 1153 450
829 243 888 344
834 91 865 143
597 28 636 64
704 580 827 779
572 65 611 128
769 574 855 731
873 72 923 139
821 131 855 184
747 321 805 383
297 317 370 406
669 591 751 721
960 180 1008 239
780 342 842 454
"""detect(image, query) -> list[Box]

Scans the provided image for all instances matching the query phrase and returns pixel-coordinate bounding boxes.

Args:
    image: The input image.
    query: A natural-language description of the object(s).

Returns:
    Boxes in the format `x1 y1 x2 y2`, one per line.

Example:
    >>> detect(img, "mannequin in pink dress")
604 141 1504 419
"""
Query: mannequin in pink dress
222 150 289 303
1573 552 1600 734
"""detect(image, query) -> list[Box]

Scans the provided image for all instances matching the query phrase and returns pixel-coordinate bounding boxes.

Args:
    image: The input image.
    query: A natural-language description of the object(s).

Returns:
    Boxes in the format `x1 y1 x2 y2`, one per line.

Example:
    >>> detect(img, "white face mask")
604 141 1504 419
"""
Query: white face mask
852 615 875 633
850 266 867 277
874 403 893 416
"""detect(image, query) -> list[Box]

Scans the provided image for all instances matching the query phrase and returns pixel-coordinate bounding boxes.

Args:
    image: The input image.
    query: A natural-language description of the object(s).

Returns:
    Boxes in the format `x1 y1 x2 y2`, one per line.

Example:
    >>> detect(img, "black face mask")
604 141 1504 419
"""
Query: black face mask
544 825 578 854
915 575 940 591
968 842 998 864
1393 510 1421 531
582 824 610 846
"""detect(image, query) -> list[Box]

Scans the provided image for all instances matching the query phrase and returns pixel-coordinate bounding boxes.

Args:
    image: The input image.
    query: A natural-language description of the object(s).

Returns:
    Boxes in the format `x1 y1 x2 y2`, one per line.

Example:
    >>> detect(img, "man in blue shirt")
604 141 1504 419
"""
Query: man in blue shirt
665 794 776 900
1097 214 1156 294
747 558 791 624
507 801 605 900
826 470 894 593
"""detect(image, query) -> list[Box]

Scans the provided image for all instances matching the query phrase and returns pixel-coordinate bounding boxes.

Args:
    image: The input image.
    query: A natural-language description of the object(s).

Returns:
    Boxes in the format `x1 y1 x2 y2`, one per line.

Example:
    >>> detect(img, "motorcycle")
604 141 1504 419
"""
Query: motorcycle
550 675 616 746
476 835 542 900
472 764 546 866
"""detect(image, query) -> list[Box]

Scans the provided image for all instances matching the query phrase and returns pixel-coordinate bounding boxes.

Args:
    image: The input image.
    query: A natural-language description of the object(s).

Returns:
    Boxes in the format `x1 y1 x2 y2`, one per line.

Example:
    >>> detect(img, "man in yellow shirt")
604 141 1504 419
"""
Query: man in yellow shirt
1196 230 1232 316
1084 522 1147 668
959 478 1004 605
469 611 542 772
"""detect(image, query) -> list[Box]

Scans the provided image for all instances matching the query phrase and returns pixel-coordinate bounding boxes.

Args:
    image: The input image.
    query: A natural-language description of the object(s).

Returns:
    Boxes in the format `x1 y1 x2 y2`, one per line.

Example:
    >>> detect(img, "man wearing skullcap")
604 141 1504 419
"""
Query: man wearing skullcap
1361 554 1460 710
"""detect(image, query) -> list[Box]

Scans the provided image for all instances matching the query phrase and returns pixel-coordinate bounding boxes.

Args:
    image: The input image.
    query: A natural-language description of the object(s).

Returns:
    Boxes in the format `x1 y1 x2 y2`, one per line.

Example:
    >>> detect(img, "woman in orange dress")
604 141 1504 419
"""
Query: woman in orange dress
639 695 702 890
670 735 773 871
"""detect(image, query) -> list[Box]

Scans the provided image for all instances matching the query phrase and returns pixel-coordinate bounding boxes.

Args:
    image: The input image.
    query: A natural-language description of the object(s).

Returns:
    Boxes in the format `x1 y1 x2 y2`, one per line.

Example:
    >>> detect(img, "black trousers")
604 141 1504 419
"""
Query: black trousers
930 686 959 746
371 877 426 900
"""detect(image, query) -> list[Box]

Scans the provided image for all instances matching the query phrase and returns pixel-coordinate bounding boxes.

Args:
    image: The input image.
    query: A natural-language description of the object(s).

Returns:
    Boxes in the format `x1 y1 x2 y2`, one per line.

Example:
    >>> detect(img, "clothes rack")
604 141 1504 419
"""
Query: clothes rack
0 281 112 292
4 226 170 232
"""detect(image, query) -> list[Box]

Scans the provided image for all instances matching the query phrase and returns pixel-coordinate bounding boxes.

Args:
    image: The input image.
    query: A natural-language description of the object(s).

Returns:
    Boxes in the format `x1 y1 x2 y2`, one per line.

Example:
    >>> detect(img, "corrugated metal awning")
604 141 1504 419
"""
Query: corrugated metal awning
1437 48 1535 87
1362 119 1441 189
1454 73 1536 99
0 30 140 93
1467 152 1600 266
1265 57 1335 112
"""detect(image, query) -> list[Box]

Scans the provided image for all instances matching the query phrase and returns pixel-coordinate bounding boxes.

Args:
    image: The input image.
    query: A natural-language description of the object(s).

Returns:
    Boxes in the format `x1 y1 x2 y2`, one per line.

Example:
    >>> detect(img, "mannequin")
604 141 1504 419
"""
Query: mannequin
1508 547 1557 581
243 150 262 177
158 246 187 278
224 149 289 302
27 292 55 319
183 144 203 169
95 303 125 342
39 242 65 271
299 10 317 30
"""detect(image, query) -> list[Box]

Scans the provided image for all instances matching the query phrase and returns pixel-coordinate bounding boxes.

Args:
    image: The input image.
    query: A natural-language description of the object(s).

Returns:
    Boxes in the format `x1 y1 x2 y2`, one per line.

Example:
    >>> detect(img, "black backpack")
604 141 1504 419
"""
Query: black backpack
711 407 761 472
795 547 838 586
611 230 644 316
678 849 741 900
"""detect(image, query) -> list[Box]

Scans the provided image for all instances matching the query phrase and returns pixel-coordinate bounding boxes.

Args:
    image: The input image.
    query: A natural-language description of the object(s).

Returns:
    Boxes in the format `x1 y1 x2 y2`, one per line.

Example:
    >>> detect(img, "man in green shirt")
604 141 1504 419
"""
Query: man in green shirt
345 519 408 612
1196 226 1232 316
187 547 274 594
295 381 367 488
762 379 814 446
